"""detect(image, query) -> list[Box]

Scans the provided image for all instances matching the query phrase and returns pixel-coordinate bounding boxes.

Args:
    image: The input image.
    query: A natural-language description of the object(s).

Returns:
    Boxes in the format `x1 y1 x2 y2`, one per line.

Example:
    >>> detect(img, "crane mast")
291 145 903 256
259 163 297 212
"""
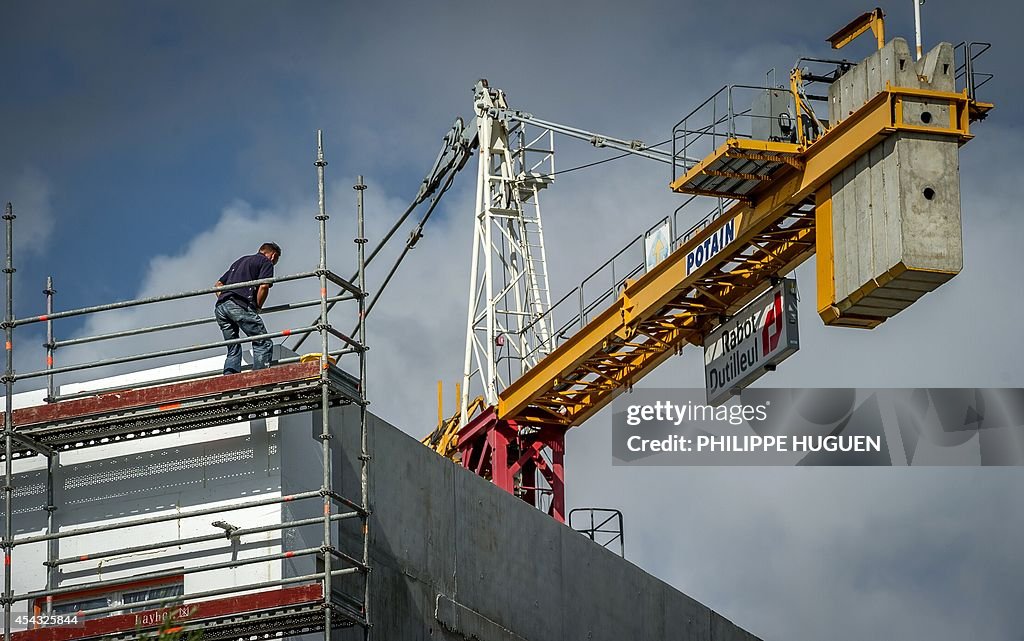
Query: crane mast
460 80 556 425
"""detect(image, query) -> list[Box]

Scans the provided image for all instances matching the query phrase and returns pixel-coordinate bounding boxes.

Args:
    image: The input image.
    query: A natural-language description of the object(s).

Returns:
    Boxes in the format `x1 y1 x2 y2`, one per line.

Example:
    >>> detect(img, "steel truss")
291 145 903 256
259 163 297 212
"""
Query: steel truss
460 80 556 425
1 133 372 641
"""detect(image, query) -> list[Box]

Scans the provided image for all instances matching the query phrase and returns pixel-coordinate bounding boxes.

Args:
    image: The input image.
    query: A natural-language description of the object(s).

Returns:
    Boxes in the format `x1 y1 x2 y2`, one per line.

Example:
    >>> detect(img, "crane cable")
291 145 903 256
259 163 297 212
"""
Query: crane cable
548 137 672 177
289 119 474 351
289 128 671 352
354 166 460 332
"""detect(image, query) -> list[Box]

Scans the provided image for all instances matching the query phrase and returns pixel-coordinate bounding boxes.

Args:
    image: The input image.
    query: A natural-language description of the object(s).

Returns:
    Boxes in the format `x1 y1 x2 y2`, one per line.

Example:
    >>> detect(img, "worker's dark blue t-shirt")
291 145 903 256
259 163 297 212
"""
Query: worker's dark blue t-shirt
217 253 274 311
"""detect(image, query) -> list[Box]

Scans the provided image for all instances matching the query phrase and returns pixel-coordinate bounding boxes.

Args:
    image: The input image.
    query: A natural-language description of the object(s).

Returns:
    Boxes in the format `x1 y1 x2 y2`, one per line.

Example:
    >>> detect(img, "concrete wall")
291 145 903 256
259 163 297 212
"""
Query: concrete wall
280 405 765 641
825 38 963 325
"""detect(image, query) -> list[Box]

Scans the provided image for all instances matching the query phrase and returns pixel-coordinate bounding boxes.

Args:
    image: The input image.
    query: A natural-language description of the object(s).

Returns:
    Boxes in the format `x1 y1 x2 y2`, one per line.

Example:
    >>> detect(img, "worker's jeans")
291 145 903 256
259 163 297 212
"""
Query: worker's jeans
215 299 273 374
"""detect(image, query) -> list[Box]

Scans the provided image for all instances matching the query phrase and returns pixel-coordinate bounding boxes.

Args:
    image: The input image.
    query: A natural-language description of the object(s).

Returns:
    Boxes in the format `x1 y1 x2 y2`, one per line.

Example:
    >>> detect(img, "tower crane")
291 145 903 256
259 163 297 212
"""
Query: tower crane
421 10 993 522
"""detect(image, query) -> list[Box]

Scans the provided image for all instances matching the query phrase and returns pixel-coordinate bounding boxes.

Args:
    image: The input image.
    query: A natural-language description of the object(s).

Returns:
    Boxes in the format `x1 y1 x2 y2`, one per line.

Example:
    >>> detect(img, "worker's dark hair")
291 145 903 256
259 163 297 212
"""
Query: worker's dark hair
259 242 282 256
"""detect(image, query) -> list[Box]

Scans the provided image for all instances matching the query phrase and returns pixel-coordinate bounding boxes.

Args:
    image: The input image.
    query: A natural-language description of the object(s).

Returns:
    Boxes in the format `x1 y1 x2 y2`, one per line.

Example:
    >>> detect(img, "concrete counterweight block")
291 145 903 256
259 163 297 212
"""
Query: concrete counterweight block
820 38 963 328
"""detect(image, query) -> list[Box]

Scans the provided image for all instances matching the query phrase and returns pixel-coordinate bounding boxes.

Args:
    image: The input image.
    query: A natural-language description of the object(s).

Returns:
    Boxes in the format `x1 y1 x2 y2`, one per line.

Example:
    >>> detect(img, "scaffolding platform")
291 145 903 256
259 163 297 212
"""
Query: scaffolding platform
6 361 360 460
10 583 365 641
669 138 803 201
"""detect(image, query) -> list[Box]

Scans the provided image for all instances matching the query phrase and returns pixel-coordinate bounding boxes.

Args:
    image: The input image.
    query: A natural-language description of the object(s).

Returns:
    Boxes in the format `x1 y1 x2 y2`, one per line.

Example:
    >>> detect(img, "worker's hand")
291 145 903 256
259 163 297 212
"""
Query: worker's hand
255 283 271 309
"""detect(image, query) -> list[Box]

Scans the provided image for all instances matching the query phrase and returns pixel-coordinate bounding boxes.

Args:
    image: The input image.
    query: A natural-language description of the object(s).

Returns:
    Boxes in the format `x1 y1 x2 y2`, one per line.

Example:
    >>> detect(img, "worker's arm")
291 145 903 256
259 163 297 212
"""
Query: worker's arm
214 281 224 297
255 284 271 309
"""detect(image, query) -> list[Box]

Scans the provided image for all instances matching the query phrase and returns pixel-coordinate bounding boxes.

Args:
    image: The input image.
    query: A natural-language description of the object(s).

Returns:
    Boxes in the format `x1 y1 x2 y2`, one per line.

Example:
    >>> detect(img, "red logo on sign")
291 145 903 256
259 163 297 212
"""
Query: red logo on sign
761 292 783 355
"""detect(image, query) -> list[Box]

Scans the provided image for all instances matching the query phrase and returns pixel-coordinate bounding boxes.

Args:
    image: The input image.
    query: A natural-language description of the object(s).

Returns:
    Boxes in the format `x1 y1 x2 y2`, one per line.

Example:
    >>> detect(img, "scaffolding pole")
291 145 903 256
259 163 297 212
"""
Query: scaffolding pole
355 174 371 640
315 129 334 641
43 277 54 402
44 453 57 614
4 202 15 641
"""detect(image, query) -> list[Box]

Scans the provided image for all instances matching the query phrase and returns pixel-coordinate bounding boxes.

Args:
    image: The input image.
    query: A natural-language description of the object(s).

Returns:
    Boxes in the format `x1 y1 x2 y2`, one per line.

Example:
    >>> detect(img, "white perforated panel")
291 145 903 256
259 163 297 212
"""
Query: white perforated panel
67 448 255 489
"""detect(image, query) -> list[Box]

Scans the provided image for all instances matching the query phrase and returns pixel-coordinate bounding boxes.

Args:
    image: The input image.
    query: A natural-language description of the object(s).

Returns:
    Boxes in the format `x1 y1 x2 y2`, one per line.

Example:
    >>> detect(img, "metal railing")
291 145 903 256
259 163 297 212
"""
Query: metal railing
569 508 625 558
16 270 359 400
513 121 556 181
518 193 735 366
671 84 795 185
954 41 993 102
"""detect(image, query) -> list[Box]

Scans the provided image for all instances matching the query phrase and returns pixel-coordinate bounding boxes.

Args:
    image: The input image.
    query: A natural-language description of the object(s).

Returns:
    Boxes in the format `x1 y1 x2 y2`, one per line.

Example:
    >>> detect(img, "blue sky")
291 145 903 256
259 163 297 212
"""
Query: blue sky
2 2 1022 640
1 2 1015 314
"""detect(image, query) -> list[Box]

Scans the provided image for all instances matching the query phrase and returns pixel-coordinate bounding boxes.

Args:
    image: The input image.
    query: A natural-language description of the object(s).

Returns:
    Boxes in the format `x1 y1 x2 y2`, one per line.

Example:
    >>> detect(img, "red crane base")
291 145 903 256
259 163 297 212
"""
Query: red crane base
457 407 565 522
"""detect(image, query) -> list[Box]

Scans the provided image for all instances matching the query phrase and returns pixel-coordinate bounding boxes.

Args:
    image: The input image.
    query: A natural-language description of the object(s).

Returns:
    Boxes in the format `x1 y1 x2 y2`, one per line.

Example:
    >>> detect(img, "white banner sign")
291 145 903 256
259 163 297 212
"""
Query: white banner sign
703 279 800 405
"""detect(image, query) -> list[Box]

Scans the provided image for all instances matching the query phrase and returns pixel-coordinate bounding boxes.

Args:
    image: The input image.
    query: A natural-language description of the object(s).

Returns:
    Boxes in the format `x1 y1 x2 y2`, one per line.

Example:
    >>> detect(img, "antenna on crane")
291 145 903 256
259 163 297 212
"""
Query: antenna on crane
460 79 556 426
914 0 925 60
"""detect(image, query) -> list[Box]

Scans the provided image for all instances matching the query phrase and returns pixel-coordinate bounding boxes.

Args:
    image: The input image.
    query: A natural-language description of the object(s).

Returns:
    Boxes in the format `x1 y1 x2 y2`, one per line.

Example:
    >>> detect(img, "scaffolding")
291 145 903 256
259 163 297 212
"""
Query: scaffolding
1 133 371 641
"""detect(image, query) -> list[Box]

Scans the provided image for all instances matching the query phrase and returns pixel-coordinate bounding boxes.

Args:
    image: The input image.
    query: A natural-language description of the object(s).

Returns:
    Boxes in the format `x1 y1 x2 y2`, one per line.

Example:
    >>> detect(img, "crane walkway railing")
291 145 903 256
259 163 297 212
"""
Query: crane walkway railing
519 193 735 367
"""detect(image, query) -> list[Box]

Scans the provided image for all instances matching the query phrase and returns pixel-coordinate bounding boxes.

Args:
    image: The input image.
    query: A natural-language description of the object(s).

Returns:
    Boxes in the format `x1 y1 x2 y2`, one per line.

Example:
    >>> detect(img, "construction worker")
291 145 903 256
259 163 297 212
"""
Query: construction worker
214 242 282 374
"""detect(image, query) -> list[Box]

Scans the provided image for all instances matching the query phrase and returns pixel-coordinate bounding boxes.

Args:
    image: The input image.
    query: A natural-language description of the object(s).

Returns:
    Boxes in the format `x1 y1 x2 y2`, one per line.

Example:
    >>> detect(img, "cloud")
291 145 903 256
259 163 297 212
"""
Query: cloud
38 170 451 389
1 167 54 255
